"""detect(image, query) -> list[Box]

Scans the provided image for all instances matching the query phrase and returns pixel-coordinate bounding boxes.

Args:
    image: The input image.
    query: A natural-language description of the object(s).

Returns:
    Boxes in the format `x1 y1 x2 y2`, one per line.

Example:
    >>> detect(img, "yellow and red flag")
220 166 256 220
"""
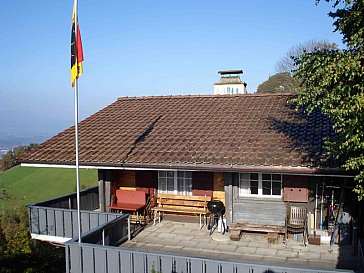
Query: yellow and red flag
71 0 84 87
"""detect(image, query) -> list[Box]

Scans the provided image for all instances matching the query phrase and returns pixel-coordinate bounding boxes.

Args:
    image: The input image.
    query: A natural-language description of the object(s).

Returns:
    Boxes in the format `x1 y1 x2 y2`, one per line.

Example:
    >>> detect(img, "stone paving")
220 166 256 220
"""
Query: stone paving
122 219 358 271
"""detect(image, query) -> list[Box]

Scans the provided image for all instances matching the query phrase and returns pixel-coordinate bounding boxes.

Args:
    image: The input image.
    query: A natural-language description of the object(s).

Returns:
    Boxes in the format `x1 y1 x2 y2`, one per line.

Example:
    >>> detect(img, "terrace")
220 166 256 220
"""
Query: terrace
29 188 363 273
123 217 358 271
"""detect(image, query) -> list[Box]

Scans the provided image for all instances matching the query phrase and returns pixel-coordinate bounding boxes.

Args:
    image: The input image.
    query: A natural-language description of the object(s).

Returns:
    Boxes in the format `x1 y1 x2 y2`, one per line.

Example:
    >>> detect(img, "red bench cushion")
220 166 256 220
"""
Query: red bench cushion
116 190 146 206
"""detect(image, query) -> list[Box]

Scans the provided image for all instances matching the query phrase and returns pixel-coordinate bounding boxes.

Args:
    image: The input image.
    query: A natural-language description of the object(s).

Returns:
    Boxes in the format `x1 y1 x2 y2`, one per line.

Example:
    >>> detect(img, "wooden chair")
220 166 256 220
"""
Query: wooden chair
285 204 308 246
145 195 157 223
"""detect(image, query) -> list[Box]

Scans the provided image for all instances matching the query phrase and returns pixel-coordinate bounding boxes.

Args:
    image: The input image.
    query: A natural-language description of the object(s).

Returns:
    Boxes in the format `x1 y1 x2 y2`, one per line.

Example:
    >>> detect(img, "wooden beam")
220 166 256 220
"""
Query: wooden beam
224 173 233 226
98 170 105 212
105 170 112 212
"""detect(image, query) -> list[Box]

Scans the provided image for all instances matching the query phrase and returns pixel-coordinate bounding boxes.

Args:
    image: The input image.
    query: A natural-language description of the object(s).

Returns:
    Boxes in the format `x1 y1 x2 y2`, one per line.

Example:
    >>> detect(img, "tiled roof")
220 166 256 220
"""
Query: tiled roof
20 94 341 173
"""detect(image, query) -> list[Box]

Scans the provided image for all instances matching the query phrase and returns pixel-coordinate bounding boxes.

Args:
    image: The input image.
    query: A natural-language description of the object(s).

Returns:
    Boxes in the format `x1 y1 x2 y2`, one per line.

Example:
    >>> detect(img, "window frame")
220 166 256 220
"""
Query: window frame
158 170 192 195
239 173 282 198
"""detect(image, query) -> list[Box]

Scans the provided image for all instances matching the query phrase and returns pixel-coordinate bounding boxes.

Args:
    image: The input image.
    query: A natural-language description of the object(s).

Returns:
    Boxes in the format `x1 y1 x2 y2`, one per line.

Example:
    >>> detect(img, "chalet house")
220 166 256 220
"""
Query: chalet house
21 94 361 273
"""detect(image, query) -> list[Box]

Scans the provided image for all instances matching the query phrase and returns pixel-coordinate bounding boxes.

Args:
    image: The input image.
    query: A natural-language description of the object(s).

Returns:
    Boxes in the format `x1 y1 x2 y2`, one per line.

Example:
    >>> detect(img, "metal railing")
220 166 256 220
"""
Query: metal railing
31 186 99 210
358 239 364 272
64 214 353 273
79 214 130 246
66 214 131 273
28 186 121 239
28 206 121 239
65 241 353 273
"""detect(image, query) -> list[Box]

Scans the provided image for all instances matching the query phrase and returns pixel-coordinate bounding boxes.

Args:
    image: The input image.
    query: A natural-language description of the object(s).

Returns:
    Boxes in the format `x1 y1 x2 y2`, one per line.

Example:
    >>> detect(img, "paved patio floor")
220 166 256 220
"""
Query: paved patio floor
122 217 358 271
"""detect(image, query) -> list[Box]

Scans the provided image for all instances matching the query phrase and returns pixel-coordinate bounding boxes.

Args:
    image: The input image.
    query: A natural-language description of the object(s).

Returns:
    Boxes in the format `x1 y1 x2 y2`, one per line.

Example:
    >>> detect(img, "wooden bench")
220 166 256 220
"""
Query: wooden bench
107 189 147 223
152 194 211 229
229 222 286 244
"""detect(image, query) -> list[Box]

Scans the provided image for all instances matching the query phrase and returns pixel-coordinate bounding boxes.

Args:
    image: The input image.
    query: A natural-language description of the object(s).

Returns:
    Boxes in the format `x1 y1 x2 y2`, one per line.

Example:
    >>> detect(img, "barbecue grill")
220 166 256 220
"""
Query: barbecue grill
207 200 225 235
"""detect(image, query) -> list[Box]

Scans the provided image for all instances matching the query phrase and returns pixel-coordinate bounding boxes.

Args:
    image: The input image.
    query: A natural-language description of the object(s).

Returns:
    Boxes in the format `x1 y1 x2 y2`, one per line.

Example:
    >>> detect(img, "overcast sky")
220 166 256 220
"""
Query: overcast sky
0 0 343 138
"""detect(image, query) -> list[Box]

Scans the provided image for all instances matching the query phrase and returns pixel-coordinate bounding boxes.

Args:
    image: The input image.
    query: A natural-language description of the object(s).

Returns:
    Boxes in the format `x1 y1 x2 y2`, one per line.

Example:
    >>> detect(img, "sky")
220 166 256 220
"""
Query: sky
0 0 344 139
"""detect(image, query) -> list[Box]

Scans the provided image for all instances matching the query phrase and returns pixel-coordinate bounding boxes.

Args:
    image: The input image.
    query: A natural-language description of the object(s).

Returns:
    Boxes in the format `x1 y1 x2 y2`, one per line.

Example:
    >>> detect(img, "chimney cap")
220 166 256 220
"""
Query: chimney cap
218 70 243 75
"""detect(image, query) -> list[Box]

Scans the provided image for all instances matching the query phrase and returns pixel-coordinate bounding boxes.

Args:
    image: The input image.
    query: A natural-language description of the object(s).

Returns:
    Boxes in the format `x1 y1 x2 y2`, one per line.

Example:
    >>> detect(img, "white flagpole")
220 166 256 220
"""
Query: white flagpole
74 81 82 244
73 0 82 245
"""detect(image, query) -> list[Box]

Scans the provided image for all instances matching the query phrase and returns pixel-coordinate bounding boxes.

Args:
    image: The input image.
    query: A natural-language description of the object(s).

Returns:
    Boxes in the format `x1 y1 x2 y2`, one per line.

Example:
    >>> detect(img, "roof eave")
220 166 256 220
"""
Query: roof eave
20 160 353 177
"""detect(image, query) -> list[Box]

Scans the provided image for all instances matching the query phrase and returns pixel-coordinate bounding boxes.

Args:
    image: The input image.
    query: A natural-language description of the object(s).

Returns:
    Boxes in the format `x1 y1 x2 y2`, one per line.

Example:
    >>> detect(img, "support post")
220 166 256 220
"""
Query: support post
102 228 105 246
104 170 112 212
224 173 234 227
127 217 131 241
98 170 105 212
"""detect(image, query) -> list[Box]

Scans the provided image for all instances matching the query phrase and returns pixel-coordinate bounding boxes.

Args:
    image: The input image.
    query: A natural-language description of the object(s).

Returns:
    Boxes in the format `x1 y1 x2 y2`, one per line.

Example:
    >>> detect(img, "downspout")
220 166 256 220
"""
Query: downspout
320 178 325 230
315 183 318 234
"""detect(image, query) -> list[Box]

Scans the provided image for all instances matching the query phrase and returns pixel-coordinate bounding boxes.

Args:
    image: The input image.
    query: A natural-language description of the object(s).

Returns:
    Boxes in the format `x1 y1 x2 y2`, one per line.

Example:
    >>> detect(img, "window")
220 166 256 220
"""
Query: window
158 171 192 195
158 171 174 194
239 173 282 197
262 173 282 196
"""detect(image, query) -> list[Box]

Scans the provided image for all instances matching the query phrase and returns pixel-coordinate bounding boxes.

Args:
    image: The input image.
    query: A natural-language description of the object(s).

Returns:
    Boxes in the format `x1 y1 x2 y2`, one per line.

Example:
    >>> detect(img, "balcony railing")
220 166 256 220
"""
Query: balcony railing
65 215 355 273
31 187 361 273
32 186 99 210
28 186 121 241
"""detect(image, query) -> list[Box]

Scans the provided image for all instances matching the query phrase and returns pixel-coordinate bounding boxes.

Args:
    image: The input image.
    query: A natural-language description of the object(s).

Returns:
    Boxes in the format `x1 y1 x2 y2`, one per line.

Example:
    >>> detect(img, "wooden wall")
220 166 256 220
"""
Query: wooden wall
229 172 286 226
111 170 225 200
135 171 156 196
192 172 213 197
112 170 156 196
213 172 225 204
114 170 136 188
233 198 286 226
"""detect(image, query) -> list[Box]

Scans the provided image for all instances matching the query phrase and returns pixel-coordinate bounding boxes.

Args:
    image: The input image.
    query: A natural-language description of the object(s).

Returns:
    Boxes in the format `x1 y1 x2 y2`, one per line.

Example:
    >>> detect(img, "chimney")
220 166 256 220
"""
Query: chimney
214 70 247 95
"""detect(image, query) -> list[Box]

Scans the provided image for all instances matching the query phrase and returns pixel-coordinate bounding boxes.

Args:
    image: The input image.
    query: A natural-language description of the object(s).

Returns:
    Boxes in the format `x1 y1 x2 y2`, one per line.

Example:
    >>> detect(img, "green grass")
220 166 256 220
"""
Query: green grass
0 166 97 210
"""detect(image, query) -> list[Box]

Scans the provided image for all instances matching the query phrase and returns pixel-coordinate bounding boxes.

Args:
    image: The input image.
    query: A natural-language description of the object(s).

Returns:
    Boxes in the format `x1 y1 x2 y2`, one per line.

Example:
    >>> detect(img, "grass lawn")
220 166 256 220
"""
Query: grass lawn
0 166 97 211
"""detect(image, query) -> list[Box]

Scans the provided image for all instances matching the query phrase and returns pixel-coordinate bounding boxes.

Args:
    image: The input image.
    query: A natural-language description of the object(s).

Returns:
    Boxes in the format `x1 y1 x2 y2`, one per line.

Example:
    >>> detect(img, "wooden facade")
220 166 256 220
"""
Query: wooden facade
109 170 225 202
99 169 349 231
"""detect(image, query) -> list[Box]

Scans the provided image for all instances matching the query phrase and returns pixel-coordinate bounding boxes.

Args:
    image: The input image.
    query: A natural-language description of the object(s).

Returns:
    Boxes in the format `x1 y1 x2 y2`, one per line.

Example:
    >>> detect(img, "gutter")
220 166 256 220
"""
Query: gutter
20 162 355 178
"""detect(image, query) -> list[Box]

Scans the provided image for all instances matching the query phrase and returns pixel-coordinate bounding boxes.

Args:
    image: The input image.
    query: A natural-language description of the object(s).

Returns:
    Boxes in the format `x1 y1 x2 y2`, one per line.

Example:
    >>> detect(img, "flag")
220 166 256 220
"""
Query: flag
71 0 84 87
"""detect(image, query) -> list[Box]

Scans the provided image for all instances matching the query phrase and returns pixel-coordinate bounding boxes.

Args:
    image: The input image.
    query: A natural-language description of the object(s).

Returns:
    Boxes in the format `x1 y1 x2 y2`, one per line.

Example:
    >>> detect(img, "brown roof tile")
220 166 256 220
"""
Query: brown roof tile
20 94 341 173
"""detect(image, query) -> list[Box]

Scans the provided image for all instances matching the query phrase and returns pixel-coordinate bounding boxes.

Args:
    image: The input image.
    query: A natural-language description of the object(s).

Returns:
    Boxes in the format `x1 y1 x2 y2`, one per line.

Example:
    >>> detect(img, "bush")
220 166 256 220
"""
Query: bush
0 144 38 172
0 208 65 273
0 207 31 256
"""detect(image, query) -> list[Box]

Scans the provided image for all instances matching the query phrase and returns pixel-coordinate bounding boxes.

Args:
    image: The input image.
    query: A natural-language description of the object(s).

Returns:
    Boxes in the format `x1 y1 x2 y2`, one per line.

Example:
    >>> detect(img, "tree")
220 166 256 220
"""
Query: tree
0 208 65 272
294 0 364 200
275 39 337 75
0 208 32 256
0 144 38 172
256 72 299 94
0 150 13 172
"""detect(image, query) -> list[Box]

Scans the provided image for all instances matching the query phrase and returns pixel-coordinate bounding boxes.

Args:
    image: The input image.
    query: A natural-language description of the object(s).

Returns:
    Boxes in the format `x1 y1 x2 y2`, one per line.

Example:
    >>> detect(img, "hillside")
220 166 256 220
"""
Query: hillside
0 166 97 210
256 72 299 94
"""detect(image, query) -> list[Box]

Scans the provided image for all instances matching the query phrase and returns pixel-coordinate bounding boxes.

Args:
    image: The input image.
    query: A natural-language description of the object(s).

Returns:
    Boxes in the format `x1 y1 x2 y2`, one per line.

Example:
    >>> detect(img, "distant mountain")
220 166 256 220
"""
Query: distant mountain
0 134 49 149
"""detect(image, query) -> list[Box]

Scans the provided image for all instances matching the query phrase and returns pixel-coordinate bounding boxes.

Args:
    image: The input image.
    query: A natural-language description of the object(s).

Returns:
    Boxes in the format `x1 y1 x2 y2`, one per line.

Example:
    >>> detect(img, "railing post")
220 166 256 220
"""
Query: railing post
358 239 364 272
128 216 131 241
65 244 70 273
28 207 32 234
102 227 105 246
37 207 40 234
